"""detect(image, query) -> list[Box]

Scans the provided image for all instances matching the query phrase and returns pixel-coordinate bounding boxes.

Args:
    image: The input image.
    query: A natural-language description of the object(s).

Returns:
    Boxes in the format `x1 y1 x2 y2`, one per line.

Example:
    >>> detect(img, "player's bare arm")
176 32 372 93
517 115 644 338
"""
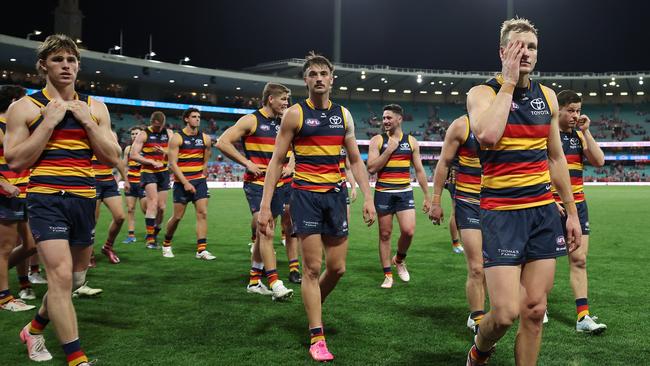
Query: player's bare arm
429 117 464 224
215 114 262 176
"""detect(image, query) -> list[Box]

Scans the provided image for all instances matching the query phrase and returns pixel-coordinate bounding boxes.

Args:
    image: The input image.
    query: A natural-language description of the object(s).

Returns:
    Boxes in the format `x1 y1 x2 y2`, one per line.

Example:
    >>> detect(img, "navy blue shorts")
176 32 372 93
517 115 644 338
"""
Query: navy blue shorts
96 179 120 200
141 171 171 192
124 182 145 198
28 193 96 246
343 186 350 205
244 182 283 217
445 181 456 200
279 183 293 207
481 203 567 267
0 197 27 222
455 199 481 230
173 179 209 204
561 200 590 235
291 188 348 237
374 190 415 215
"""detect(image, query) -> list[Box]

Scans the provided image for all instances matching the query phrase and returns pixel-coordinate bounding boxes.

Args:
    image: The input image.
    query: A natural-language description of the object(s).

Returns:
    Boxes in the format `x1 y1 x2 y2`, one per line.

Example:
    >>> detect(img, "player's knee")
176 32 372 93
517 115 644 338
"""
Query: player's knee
492 305 519 328
303 264 321 280
72 270 87 292
158 203 167 212
196 210 208 221
521 301 546 324
114 213 126 226
570 253 587 270
327 263 346 278
400 226 415 239
47 266 73 291
379 229 392 242
468 263 484 280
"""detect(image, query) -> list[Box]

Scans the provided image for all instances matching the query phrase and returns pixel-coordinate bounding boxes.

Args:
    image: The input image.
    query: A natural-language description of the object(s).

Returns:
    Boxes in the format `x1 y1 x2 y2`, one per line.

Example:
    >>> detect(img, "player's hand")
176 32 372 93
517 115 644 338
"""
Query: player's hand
257 206 275 236
40 99 67 127
362 199 376 227
1 184 20 198
154 145 168 155
349 187 358 203
577 114 591 131
386 137 400 152
500 40 524 86
151 160 163 169
565 214 582 253
422 197 432 214
123 181 131 193
281 166 293 178
428 203 444 225
66 100 95 129
183 182 197 194
245 161 263 177
555 202 566 217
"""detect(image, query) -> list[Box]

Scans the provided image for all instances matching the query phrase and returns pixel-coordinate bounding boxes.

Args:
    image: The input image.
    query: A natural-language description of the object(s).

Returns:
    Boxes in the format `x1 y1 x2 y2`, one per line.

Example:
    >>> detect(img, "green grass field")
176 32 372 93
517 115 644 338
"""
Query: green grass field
1 186 649 365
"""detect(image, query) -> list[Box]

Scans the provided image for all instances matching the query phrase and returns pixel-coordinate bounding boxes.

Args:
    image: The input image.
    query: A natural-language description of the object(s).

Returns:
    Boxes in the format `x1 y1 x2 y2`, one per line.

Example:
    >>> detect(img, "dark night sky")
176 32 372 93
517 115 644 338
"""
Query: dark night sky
2 0 648 73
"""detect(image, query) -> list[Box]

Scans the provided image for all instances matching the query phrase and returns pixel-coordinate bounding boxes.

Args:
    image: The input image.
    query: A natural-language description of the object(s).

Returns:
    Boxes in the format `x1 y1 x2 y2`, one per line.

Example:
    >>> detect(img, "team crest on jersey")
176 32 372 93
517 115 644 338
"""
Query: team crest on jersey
150 136 157 140
305 118 320 127
195 139 204 146
329 115 342 125
275 125 280 132
570 137 580 149
399 142 410 150
530 98 546 110
511 102 519 111
260 124 270 131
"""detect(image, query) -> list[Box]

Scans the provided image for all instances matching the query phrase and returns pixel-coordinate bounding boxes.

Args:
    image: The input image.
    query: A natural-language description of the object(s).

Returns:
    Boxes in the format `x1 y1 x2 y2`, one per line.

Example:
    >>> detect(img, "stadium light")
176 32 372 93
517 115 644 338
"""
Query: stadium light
95 70 101 74
589 92 597 96
388 89 396 93
75 38 82 44
640 80 644 85
403 90 412 94
133 75 139 79
620 92 628 96
144 51 156 60
371 88 380 92
609 81 616 86
605 92 613 96
356 87 365 92
451 91 459 95
203 83 208 87
637 91 645 96
9 58 16 62
169 79 175 83
26 30 42 40
236 87 241 90
577 92 583 96
179 56 191 65
434 91 442 95
419 90 427 94
602 83 607 87
108 45 121 54
360 74 366 80
339 86 348 91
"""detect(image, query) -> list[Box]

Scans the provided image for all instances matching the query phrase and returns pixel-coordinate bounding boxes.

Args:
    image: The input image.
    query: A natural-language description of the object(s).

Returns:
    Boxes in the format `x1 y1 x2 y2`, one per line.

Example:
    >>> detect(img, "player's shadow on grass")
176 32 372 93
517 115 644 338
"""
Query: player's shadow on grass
408 304 473 341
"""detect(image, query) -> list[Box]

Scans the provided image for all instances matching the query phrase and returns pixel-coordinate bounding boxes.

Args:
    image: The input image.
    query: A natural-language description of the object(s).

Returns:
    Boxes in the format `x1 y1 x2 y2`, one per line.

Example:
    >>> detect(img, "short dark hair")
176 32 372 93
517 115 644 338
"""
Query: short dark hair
129 125 144 133
262 83 291 106
302 51 334 76
0 85 26 112
383 104 403 116
182 108 200 123
150 111 166 123
557 90 582 108
36 34 81 76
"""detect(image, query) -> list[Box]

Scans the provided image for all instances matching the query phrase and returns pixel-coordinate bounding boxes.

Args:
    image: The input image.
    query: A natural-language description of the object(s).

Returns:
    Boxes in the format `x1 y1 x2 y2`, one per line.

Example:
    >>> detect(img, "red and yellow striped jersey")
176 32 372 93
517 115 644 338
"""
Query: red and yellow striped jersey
125 145 141 184
552 130 586 203
141 126 170 174
92 155 114 182
479 76 554 211
455 116 481 205
176 128 207 182
375 132 413 192
26 89 96 199
241 109 283 186
292 99 347 192
0 117 29 198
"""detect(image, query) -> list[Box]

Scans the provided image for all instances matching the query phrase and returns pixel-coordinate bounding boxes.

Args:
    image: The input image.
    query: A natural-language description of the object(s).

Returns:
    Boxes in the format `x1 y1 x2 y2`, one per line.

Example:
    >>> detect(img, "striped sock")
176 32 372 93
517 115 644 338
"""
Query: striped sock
452 238 461 247
18 276 31 290
104 239 114 249
470 344 491 362
288 259 300 273
145 218 156 243
128 230 135 238
0 289 13 305
197 238 207 253
470 310 486 325
63 339 88 366
29 313 49 335
163 234 173 248
154 225 161 238
383 266 393 278
266 269 279 288
396 251 407 263
576 298 589 321
30 265 40 274
310 326 325 344
248 263 264 286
